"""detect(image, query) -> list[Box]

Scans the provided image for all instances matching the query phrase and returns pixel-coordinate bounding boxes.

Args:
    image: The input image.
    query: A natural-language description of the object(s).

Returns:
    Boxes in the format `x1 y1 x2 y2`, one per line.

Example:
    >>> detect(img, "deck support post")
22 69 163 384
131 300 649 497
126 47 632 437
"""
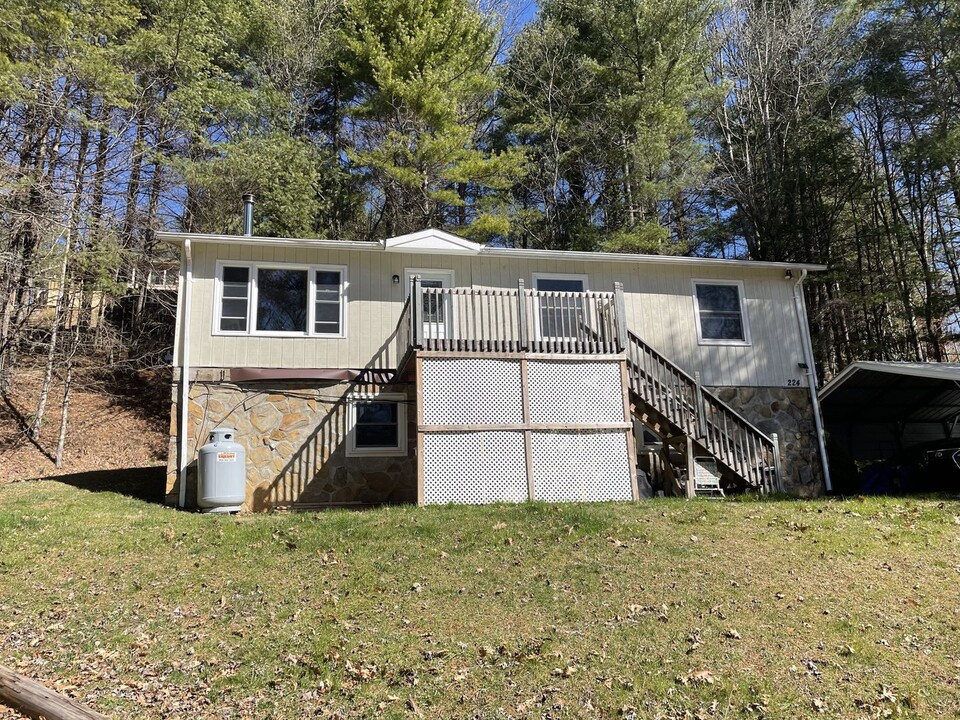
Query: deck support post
613 282 628 352
519 357 535 500
694 371 707 440
771 432 783 494
620 357 640 500
517 279 528 351
685 436 696 499
410 275 422 349
415 354 425 506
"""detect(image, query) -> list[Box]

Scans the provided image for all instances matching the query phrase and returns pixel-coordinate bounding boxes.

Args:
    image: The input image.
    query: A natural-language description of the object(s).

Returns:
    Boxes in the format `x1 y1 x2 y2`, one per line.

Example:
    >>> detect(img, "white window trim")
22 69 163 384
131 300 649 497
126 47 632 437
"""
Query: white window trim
691 278 752 347
346 393 408 457
531 272 590 341
213 260 348 338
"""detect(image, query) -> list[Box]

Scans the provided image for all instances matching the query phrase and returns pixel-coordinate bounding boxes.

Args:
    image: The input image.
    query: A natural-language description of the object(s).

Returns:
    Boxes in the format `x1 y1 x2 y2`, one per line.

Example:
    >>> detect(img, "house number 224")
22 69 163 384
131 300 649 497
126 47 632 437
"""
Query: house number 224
786 378 802 387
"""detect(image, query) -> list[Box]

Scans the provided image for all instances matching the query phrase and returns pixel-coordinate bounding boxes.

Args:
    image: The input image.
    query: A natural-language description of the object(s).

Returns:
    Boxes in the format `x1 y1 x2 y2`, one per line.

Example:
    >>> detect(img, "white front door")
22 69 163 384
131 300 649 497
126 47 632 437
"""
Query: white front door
405 269 455 340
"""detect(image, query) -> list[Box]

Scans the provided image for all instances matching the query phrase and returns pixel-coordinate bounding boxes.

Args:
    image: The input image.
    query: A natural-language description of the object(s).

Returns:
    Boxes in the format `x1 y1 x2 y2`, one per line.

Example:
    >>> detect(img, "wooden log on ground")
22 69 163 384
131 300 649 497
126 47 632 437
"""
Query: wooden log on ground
0 664 108 720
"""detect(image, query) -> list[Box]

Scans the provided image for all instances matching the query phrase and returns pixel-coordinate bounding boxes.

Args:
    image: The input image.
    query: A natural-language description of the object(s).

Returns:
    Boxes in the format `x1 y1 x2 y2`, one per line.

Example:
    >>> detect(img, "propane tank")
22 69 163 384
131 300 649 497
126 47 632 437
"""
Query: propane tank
197 428 246 512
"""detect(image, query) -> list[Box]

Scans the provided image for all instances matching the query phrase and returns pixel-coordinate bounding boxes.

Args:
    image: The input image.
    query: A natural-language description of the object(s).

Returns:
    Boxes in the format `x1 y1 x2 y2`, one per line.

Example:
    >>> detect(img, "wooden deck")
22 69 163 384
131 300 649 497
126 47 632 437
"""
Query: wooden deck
395 277 783 495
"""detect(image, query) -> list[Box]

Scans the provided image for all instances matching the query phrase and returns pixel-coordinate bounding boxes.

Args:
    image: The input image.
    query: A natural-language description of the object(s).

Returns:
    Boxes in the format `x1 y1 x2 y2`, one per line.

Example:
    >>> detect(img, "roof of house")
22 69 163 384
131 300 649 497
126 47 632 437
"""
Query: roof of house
156 228 828 272
819 361 960 424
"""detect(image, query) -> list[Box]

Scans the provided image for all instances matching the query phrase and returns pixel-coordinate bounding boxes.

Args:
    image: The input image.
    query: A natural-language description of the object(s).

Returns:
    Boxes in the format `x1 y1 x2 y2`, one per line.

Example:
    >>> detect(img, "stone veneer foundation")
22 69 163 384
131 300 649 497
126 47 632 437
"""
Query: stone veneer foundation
165 369 417 511
711 386 822 497
166 370 824 510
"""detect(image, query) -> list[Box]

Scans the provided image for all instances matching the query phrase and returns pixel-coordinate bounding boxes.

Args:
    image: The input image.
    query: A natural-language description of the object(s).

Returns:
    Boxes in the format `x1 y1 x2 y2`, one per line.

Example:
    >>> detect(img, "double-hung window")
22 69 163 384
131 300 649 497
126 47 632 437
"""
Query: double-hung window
219 267 250 332
692 280 750 345
532 273 588 339
347 394 407 457
215 262 347 337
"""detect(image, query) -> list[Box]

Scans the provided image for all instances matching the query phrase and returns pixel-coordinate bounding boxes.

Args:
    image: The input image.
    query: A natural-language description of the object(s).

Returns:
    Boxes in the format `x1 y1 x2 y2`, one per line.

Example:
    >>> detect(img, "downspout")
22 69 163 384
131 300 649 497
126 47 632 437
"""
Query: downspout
178 238 193 507
793 269 832 493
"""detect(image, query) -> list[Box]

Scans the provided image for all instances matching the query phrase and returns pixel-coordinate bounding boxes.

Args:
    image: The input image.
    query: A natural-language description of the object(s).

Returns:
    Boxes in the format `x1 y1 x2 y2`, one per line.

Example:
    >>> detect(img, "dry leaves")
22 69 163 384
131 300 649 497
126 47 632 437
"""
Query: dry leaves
677 669 715 686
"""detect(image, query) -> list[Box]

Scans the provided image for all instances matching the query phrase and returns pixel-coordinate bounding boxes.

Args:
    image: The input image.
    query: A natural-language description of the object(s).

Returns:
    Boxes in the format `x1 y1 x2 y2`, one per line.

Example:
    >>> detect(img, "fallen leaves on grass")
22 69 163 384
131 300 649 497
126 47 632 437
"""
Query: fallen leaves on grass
677 669 715 686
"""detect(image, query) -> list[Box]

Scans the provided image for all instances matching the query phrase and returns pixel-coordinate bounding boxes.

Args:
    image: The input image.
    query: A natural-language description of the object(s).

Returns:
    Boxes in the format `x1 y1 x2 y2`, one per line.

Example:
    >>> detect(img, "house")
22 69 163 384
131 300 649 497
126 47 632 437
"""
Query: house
158 227 830 510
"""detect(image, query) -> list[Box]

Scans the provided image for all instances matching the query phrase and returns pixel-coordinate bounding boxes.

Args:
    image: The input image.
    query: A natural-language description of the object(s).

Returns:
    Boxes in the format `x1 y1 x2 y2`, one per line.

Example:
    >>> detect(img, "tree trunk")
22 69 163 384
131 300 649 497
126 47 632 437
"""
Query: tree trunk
55 355 74 469
0 664 108 720
31 239 70 440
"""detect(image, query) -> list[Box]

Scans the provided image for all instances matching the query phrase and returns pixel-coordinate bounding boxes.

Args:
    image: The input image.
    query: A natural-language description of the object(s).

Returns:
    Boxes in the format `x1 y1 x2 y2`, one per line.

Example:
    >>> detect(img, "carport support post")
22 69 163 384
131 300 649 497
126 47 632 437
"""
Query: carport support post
793 269 832 493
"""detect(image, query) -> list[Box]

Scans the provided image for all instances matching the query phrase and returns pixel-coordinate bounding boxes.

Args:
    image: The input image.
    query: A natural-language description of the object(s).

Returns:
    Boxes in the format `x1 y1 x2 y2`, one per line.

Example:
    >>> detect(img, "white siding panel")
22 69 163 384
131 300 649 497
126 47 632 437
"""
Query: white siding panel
186 243 809 386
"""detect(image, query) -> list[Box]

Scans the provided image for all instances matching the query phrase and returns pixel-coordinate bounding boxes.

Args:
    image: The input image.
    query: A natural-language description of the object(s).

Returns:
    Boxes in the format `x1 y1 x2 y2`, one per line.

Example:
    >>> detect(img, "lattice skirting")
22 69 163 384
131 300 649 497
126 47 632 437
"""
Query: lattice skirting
422 429 633 505
421 357 523 425
423 431 527 505
531 431 633 502
527 360 624 424
419 356 635 505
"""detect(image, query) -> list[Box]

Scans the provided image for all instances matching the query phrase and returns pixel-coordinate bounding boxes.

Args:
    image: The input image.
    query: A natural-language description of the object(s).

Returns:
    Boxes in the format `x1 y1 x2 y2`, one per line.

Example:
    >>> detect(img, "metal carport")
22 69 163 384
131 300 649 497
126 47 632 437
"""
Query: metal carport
819 362 960 488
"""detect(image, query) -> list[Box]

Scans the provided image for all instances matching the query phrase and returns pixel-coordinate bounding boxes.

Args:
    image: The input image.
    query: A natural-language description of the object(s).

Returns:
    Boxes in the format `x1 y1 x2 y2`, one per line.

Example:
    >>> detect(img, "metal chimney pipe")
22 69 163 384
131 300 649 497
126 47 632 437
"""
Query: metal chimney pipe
242 194 254 236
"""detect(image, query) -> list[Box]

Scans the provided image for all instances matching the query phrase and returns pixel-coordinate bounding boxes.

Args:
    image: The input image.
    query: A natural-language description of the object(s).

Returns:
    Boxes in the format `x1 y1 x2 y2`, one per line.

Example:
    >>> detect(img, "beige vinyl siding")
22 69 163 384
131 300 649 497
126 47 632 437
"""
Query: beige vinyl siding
186 243 806 387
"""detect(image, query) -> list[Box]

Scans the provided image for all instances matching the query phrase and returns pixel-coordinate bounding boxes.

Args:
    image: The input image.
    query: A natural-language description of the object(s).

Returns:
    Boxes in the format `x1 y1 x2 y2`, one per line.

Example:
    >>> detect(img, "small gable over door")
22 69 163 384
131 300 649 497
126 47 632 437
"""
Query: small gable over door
383 228 482 255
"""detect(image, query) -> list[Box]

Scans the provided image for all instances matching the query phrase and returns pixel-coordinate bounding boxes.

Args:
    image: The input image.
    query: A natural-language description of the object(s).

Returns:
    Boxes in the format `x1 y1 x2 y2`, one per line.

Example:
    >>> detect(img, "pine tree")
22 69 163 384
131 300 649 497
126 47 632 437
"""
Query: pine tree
498 0 714 252
341 0 521 238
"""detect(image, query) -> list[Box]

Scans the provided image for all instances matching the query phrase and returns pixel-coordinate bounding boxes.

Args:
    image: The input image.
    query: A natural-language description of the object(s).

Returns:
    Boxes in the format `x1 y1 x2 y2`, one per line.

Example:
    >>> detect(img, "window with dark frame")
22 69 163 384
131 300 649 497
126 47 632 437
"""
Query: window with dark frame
695 283 746 342
314 269 342 335
354 400 400 450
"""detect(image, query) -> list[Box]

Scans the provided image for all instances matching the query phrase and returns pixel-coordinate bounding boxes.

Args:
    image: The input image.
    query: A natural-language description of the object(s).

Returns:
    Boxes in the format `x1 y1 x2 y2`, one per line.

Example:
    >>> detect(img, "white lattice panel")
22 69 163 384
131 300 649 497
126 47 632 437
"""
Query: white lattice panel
531 431 633 502
423 432 527 505
422 359 523 425
527 361 624 424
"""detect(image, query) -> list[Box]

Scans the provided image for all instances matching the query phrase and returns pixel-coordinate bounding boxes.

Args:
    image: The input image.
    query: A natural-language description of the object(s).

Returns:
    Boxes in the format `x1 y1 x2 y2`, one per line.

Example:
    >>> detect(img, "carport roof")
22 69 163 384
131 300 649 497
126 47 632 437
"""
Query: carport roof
819 361 960 424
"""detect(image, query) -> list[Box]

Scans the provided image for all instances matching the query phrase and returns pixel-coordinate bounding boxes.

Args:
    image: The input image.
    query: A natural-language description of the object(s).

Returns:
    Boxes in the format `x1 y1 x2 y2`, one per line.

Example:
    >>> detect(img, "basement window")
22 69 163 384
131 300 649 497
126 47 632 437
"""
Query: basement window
347 394 407 457
215 261 347 337
692 280 750 345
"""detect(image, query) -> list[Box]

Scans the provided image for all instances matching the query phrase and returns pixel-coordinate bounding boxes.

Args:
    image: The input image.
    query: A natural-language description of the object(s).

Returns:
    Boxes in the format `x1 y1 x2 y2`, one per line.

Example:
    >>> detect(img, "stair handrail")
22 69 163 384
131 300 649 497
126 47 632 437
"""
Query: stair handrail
626 329 776 446
625 328 781 492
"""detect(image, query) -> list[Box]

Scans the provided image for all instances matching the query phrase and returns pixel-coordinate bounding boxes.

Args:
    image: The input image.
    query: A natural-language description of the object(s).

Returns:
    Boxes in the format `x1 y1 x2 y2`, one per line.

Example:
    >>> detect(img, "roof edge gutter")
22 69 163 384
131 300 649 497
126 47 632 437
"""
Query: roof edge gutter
153 231 828 272
178 238 193 508
794 269 832 493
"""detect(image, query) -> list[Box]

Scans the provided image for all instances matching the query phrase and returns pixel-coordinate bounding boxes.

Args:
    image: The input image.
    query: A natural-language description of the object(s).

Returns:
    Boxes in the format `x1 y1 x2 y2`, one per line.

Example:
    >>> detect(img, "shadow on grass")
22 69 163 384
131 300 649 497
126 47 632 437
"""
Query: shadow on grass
45 465 166 504
720 490 960 503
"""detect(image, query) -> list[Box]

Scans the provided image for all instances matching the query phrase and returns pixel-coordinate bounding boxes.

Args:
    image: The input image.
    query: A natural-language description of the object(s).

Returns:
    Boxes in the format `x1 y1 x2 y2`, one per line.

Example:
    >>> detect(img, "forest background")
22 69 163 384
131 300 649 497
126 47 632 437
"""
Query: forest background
2 0 959 466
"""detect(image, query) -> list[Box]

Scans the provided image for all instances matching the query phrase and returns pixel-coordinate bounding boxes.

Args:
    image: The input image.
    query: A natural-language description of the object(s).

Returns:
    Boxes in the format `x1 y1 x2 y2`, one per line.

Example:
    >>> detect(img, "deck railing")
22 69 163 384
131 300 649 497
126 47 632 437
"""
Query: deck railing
400 277 625 355
395 294 413 363
624 329 782 493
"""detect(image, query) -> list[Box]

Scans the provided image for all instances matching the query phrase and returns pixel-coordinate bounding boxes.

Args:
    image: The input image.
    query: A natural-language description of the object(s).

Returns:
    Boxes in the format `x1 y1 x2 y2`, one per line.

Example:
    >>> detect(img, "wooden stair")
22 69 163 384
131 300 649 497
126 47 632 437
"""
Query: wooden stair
623 329 782 495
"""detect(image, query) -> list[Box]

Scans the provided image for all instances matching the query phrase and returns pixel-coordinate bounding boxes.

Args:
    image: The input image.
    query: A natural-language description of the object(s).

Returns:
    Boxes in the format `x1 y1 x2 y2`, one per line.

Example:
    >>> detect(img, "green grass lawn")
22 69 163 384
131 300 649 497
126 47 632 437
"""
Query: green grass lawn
1 480 959 719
